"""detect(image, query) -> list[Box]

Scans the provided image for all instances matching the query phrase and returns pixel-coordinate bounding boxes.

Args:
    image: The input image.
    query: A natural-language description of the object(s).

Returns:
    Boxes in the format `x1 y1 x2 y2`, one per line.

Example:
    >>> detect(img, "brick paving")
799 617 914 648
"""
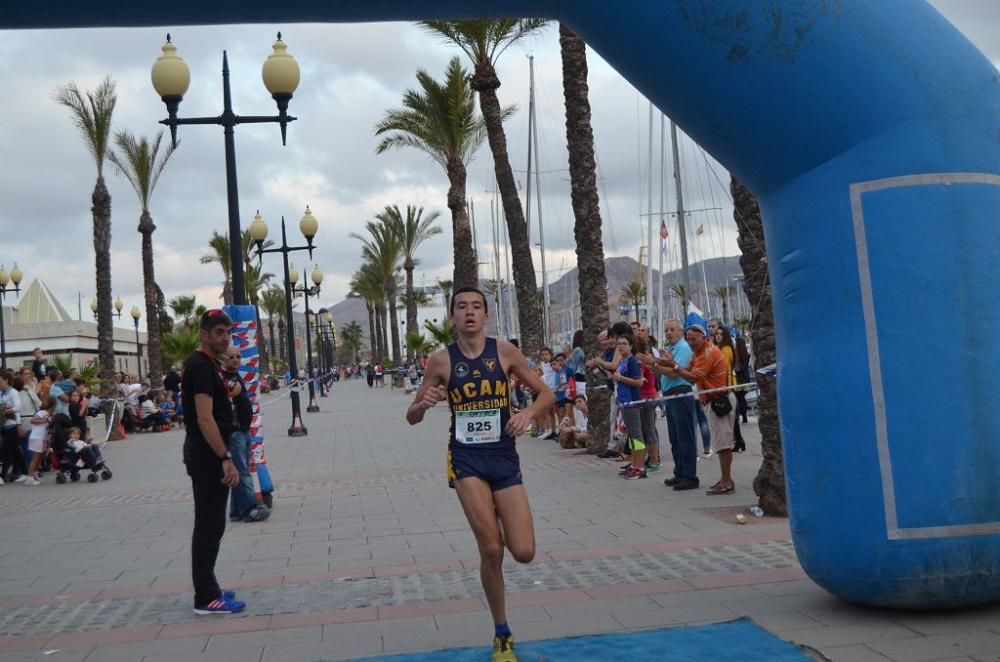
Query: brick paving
0 379 998 661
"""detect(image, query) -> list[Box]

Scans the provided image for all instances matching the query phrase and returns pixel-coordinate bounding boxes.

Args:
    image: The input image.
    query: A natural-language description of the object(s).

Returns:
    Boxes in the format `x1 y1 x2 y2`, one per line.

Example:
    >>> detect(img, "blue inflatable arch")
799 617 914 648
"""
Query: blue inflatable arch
6 1 998 608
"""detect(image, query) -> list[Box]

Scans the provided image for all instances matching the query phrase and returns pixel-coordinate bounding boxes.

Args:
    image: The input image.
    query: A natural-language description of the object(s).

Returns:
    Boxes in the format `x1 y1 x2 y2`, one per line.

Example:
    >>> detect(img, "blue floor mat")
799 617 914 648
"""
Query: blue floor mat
346 618 809 661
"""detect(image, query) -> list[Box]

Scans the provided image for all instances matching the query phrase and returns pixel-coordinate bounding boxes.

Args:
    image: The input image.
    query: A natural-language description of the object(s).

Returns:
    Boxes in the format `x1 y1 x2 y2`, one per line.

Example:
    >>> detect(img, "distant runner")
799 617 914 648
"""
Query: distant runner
407 287 554 662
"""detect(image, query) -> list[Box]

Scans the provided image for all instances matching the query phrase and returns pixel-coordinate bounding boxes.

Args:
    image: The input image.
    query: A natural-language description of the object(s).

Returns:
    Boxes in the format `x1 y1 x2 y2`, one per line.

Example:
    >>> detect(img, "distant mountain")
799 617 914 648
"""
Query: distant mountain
321 254 747 350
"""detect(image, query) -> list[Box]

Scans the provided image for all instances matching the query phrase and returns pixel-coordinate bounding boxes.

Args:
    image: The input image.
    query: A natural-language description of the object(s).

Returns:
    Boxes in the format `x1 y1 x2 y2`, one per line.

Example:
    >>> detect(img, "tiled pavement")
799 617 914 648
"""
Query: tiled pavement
1 381 998 661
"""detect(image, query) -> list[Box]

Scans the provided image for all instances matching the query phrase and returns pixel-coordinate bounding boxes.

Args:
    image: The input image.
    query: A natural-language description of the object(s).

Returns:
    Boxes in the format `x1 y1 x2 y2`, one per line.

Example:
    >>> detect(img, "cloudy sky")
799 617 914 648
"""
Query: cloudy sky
0 1 996 329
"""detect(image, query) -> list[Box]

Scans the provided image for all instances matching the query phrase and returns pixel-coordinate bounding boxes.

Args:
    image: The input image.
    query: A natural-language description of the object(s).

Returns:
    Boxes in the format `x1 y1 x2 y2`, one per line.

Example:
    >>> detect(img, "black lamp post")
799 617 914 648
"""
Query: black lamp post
291 270 322 413
151 33 300 306
130 306 143 381
0 264 23 369
249 209 318 435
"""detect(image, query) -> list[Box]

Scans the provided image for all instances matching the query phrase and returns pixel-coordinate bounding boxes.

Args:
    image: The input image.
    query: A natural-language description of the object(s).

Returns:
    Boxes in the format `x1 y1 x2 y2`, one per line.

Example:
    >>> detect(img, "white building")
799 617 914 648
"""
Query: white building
1 279 148 375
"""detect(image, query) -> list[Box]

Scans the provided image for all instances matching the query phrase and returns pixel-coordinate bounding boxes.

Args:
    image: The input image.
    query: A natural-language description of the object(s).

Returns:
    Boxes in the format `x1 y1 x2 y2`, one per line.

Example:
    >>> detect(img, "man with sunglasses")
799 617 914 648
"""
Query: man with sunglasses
222 347 270 523
182 310 244 614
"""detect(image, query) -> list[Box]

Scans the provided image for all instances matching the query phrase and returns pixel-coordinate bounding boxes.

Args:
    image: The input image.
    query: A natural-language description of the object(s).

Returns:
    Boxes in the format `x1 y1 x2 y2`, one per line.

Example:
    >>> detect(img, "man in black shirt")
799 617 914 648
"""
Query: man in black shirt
222 346 269 523
182 310 243 615
163 367 181 401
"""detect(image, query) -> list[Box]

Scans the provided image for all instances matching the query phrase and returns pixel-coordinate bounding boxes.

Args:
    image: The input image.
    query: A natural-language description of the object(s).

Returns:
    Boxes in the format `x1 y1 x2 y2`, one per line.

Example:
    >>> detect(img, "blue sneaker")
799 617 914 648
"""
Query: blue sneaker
222 590 236 600
194 597 246 615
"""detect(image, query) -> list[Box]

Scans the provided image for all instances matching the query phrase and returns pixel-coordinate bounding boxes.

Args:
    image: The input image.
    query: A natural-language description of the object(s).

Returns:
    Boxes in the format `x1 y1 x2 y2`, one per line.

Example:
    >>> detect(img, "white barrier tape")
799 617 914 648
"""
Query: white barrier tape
617 382 754 409
256 375 331 407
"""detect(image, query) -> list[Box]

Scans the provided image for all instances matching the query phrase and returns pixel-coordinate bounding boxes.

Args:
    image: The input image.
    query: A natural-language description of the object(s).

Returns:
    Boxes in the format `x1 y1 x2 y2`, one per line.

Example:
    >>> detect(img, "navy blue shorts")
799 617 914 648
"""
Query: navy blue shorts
447 450 523 492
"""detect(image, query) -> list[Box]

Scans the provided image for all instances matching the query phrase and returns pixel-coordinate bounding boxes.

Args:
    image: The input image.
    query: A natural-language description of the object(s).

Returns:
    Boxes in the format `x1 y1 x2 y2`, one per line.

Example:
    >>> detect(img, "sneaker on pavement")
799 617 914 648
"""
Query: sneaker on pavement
193 597 246 615
673 480 700 491
243 506 271 522
14 475 29 484
646 463 663 474
25 477 41 486
222 589 237 600
492 634 517 662
624 466 647 480
0 476 4 485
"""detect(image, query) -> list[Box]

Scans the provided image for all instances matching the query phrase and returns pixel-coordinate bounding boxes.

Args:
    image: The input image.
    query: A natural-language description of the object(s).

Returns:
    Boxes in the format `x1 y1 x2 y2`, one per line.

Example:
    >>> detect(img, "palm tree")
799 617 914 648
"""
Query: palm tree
339 321 364 363
734 314 752 333
168 295 196 330
55 77 118 409
259 285 286 371
200 231 233 304
732 176 784 516
422 20 547 355
711 285 733 323
107 129 176 391
161 328 200 369
353 221 403 366
378 204 442 359
375 58 494 291
424 319 457 346
560 24 612 454
437 279 454 313
244 261 274 370
621 281 646 322
349 266 386 362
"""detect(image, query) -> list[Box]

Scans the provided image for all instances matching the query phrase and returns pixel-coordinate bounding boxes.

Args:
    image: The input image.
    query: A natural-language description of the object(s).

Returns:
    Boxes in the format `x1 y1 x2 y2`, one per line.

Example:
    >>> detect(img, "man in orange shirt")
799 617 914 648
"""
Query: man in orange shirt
659 324 736 495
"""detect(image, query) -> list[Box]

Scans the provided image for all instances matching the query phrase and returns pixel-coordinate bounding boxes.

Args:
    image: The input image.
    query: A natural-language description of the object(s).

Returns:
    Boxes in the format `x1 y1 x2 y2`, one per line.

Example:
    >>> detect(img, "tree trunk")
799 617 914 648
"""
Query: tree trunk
92 176 121 440
268 319 277 371
374 305 384 362
732 176 786 516
560 24 611 453
387 285 401 367
138 210 163 391
404 261 417 361
366 303 376 362
446 157 479 290
221 281 233 306
254 302 268 374
471 63 542 354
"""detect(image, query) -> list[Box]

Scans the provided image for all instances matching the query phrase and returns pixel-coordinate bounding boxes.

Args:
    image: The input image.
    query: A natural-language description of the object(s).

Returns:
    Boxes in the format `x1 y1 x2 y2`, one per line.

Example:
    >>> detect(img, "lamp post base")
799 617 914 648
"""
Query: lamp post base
287 425 308 436
306 404 320 413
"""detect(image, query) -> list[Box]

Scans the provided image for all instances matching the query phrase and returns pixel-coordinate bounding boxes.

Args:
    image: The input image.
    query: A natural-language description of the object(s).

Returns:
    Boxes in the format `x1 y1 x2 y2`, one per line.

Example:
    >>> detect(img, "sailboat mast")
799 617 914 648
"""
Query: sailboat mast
669 120 692 316
529 55 550 345
645 102 654 330
658 112 666 336
490 198 504 337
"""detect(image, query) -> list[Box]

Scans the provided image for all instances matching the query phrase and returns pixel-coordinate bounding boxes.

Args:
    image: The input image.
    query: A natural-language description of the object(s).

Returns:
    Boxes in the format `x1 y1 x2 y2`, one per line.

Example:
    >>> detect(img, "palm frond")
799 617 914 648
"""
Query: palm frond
53 77 117 173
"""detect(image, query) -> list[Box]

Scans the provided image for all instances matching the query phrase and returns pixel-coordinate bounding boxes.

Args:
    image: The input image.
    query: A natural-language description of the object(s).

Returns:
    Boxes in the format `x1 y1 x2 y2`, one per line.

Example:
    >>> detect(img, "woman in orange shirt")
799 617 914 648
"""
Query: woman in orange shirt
713 327 745 453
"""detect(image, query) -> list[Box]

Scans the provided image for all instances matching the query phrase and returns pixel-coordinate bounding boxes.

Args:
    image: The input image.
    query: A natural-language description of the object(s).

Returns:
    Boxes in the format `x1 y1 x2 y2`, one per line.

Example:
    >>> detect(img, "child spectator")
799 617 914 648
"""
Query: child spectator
25 396 57 485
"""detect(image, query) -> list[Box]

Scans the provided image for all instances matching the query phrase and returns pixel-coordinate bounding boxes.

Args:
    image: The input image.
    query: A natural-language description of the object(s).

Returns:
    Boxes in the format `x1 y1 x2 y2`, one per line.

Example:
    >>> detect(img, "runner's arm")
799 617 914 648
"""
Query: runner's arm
406 350 448 425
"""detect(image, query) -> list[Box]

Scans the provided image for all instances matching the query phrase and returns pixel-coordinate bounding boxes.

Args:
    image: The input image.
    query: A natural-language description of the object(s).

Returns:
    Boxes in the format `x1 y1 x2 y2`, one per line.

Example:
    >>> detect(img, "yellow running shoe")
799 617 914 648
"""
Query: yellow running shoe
492 634 518 662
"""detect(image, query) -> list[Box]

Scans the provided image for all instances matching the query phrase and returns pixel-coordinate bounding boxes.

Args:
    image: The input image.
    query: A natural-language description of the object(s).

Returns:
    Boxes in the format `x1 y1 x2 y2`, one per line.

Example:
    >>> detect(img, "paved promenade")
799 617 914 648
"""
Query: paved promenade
1 379 999 661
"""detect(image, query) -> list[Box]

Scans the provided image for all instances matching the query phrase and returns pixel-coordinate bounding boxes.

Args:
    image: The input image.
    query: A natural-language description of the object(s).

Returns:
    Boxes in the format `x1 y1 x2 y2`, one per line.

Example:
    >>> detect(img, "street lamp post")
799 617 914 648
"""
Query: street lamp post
0 264 23 369
312 311 326 397
151 34 300 306
130 306 143 381
292 267 323 413
249 209 318 435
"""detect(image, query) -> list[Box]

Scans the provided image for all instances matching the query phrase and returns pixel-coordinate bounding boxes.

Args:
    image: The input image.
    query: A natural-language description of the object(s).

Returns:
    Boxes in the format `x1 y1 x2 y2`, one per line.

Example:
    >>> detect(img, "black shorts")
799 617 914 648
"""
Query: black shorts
447 449 523 492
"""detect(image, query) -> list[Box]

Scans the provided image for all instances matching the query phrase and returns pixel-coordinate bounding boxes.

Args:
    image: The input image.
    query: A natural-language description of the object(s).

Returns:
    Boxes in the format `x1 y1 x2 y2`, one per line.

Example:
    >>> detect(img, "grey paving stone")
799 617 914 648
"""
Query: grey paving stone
84 637 208 661
868 633 1000 662
785 623 921 649
207 626 323 651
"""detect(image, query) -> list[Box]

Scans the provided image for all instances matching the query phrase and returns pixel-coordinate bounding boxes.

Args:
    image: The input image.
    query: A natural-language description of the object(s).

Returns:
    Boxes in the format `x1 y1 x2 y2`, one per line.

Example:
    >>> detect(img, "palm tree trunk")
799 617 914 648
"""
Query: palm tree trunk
366 303 376 362
446 157 478 290
560 25 611 453
279 320 286 361
373 305 384 362
253 303 268 373
388 287 401 366
732 176 785 516
380 304 389 363
404 263 417 361
138 210 163 392
472 64 542 355
268 320 277 371
92 176 121 440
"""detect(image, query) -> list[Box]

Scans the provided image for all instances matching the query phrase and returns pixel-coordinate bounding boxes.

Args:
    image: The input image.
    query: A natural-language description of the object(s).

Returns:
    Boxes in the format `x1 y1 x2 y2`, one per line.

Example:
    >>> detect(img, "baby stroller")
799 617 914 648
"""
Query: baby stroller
49 416 113 484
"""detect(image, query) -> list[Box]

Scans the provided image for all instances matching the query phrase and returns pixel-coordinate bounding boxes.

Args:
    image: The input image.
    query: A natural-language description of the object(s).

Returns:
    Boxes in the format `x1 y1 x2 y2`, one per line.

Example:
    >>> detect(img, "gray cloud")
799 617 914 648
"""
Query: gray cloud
0 5 995 323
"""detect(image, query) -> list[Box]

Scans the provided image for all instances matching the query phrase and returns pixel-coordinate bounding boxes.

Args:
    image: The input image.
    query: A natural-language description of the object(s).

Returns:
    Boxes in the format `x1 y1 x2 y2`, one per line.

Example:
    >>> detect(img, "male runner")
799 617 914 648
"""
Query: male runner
407 287 554 662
